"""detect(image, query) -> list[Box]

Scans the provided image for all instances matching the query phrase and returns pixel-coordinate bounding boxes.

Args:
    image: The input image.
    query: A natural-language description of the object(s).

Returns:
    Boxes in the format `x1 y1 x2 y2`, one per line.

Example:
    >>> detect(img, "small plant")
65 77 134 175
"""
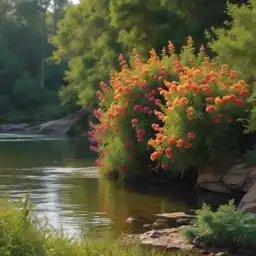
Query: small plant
184 200 256 249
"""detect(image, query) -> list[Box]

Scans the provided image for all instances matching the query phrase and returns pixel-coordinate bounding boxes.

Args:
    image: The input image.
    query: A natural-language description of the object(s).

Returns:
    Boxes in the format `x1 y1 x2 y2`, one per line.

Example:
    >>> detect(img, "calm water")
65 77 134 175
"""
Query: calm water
0 133 197 237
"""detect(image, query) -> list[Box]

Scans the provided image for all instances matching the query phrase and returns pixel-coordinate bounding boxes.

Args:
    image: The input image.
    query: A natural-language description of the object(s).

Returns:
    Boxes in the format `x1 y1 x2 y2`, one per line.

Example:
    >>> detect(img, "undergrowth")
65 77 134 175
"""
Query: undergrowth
0 195 183 256
184 200 256 250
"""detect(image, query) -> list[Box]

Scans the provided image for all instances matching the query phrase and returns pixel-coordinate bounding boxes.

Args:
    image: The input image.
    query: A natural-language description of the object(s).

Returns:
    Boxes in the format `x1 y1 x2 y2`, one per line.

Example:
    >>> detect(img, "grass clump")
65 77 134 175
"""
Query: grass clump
0 196 182 256
184 200 256 250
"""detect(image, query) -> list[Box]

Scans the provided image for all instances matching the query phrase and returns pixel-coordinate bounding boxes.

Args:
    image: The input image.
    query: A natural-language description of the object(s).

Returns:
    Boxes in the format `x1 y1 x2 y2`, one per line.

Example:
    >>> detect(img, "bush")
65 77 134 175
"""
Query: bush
184 200 256 250
0 197 176 256
149 38 251 173
89 37 251 178
208 0 256 134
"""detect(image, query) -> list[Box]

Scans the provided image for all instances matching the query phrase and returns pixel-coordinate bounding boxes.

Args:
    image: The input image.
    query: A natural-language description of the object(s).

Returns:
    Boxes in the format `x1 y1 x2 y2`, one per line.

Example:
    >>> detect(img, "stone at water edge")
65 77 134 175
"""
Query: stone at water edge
197 163 256 194
155 212 195 226
239 182 256 213
149 230 161 238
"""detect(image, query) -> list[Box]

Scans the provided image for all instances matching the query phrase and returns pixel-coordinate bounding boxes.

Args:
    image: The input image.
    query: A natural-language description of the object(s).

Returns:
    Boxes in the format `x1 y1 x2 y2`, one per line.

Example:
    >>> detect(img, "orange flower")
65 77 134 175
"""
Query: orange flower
176 139 184 148
168 136 176 146
215 97 223 105
177 85 185 93
206 105 216 113
229 70 237 79
201 84 211 93
180 97 189 106
223 95 232 102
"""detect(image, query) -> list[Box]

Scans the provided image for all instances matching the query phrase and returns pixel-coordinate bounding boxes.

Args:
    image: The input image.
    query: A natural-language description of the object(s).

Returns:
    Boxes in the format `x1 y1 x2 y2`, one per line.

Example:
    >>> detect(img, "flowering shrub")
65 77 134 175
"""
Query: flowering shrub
149 40 251 172
89 37 251 177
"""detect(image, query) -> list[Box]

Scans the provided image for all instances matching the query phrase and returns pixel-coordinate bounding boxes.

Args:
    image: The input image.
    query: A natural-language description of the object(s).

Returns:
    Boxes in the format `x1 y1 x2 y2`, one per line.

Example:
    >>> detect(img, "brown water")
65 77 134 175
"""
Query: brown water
0 133 197 237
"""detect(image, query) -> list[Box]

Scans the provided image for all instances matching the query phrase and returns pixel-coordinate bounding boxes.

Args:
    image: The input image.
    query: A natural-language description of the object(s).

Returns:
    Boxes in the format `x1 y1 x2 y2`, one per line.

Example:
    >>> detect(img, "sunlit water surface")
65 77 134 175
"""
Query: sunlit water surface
0 133 197 237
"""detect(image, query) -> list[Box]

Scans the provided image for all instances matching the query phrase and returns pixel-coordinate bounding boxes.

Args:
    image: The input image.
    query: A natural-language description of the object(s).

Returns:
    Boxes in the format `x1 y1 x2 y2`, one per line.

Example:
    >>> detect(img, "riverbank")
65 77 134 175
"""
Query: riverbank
0 197 186 256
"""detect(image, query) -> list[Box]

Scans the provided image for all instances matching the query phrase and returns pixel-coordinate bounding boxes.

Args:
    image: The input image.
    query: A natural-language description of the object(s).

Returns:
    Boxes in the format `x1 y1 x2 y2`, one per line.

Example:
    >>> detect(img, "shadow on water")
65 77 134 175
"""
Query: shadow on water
0 133 202 238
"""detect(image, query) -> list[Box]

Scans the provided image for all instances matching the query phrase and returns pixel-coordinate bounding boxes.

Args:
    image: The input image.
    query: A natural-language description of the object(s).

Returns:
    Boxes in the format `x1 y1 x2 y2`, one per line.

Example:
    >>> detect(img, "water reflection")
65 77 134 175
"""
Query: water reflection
0 133 197 238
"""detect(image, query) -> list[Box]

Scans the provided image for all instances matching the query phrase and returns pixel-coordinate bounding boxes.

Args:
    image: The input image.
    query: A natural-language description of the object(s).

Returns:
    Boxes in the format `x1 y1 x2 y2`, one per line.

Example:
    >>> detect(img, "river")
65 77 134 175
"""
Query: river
0 133 197 238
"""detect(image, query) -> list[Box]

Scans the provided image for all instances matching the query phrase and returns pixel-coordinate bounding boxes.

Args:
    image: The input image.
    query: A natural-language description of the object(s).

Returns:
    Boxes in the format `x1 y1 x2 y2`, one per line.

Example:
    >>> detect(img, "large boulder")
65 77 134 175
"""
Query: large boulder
26 108 92 135
0 123 29 132
197 163 256 194
239 182 256 213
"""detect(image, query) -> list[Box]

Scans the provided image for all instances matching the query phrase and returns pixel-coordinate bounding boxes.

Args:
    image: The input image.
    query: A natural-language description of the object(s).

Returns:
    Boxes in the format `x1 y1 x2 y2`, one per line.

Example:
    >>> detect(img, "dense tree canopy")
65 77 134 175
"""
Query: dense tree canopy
51 0 242 108
0 0 250 122
0 0 68 122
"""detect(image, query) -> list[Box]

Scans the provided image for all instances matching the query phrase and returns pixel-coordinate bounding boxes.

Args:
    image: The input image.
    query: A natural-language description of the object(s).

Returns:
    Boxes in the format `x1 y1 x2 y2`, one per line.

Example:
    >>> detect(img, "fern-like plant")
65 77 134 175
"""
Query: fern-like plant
184 200 256 250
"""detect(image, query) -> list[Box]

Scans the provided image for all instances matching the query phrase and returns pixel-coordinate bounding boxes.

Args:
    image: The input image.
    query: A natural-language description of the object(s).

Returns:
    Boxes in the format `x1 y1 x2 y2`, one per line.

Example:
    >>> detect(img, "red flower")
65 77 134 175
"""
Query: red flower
206 105 216 113
155 99 161 106
161 163 168 170
185 142 192 149
131 118 138 127
187 132 196 139
165 148 173 158
176 139 184 148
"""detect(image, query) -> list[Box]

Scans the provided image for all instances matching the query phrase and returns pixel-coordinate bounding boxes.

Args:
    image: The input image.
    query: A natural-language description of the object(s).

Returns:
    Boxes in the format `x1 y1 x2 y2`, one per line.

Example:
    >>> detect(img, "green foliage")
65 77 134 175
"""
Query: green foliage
184 200 256 249
52 0 243 109
208 0 256 134
0 197 175 256
50 0 121 107
90 39 251 177
208 0 256 83
0 0 67 123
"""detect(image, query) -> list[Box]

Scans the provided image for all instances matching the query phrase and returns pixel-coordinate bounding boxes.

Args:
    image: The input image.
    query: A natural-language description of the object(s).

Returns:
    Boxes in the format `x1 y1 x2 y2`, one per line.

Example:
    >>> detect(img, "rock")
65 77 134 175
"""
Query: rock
155 212 195 226
25 109 92 135
152 219 169 229
239 182 256 213
197 163 256 194
0 123 29 132
126 217 135 223
126 216 149 224
138 226 195 252
149 230 161 238
143 223 153 229
215 252 229 256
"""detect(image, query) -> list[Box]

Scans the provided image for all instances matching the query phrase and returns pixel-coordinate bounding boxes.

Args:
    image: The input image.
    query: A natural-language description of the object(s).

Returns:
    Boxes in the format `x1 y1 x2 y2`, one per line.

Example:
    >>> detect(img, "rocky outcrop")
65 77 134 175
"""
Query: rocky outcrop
26 116 74 135
239 182 256 213
0 108 92 135
127 211 254 256
197 163 256 194
0 123 29 132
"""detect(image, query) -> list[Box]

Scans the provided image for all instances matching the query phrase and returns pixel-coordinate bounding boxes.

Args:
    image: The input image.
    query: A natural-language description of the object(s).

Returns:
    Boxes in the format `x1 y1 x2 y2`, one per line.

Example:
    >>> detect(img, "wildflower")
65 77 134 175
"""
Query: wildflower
161 163 168 170
180 97 189 106
155 99 161 106
185 142 192 149
187 132 196 139
133 105 141 112
206 105 216 113
240 90 249 97
176 139 184 148
168 136 176 146
131 118 138 127
230 70 237 78
215 97 223 105
165 148 173 158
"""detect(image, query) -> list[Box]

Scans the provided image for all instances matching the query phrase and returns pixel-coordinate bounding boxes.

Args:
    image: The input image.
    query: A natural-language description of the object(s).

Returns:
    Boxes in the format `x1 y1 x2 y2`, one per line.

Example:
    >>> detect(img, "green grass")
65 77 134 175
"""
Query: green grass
183 200 256 250
0 195 183 256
